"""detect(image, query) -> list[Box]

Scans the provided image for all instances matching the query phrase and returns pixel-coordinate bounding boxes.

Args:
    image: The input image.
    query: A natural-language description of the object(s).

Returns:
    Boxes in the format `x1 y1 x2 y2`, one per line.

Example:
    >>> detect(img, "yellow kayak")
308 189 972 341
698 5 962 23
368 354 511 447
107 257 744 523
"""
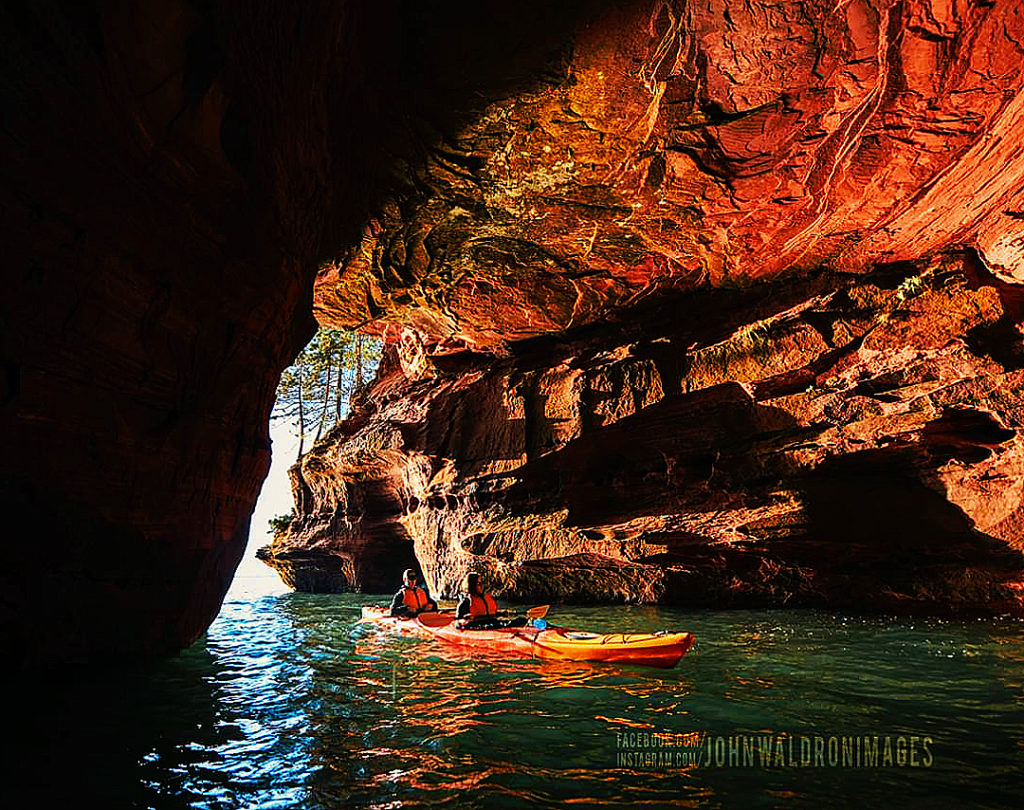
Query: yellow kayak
359 606 694 668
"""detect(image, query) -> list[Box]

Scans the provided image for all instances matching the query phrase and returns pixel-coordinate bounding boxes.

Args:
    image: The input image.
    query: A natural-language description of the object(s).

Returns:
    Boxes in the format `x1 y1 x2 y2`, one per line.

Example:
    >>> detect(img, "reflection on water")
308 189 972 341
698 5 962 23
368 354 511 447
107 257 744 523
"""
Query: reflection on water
7 592 1024 808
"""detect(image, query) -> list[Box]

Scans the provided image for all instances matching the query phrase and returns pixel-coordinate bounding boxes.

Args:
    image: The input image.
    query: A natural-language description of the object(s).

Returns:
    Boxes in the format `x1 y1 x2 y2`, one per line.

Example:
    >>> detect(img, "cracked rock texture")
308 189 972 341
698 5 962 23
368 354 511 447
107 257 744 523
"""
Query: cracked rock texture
316 0 1024 353
266 0 1024 614
5 1 1024 664
265 254 1024 612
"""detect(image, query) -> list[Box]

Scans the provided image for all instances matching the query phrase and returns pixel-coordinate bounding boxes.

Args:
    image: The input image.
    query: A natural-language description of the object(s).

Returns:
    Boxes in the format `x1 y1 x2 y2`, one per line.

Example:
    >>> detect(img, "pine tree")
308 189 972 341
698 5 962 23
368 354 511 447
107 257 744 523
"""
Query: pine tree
272 328 384 460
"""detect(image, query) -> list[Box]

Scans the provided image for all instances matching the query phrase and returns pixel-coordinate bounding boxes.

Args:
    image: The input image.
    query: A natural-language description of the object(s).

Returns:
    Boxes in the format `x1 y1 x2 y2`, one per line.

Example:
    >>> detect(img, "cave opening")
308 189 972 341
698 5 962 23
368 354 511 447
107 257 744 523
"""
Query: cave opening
3 0 1024 672
6 3 1024 808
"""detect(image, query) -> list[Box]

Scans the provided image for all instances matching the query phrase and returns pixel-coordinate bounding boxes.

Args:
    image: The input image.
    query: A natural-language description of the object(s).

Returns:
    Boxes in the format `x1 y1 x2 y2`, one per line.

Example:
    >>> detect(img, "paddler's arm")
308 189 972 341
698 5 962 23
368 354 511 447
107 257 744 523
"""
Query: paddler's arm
389 589 408 616
455 593 471 619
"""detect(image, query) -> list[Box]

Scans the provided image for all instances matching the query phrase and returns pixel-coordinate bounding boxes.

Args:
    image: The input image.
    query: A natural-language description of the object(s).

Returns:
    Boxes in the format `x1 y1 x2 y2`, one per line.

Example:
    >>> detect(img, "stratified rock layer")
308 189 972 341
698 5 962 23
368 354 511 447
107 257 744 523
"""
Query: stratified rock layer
6 0 1024 663
266 0 1024 614
316 0 1024 353
266 253 1024 613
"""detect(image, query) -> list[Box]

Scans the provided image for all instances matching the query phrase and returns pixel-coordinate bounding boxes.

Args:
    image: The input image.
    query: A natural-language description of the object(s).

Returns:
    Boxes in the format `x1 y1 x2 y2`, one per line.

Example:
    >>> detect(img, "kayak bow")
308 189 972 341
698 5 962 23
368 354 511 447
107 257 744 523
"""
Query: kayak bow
358 606 694 669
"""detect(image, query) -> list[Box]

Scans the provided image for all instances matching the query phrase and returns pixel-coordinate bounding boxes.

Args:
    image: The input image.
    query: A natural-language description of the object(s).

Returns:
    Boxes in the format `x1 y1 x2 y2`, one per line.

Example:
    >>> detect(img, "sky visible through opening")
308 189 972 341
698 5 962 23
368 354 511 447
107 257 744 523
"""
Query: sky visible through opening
228 417 297 598
228 331 384 599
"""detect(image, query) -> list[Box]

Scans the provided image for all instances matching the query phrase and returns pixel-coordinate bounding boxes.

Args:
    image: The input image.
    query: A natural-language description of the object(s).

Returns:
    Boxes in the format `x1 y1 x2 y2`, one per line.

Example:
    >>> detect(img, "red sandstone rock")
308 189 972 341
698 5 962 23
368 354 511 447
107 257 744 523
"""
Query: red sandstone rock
267 1 1024 616
0 1 329 661
268 255 1024 614
6 1 1024 664
315 0 1024 351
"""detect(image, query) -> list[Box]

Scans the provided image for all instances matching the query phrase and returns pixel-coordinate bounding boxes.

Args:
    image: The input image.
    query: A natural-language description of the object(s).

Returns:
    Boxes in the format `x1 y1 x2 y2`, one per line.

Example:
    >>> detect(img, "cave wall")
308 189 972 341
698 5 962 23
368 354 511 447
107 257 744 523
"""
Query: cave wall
314 0 1024 349
0 0 336 662
264 0 1024 614
0 0 660 662
264 254 1024 613
4 0 1024 664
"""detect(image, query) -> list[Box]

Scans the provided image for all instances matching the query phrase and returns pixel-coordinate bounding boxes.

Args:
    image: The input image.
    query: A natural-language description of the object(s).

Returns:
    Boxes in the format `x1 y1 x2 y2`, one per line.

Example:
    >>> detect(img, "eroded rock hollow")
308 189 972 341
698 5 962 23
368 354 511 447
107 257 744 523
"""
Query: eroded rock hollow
263 0 1024 614
4 1 1024 664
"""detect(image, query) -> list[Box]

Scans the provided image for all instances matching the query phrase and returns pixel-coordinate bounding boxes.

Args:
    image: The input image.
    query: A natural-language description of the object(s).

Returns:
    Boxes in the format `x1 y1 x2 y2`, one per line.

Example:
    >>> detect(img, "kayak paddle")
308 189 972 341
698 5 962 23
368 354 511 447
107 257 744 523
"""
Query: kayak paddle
416 611 455 628
526 605 550 619
357 608 454 624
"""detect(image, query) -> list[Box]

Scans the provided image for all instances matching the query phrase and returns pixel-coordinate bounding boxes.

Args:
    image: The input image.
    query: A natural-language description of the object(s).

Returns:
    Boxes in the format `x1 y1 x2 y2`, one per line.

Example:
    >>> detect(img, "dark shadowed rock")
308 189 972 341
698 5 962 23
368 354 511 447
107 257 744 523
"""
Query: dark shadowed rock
5 1 1024 664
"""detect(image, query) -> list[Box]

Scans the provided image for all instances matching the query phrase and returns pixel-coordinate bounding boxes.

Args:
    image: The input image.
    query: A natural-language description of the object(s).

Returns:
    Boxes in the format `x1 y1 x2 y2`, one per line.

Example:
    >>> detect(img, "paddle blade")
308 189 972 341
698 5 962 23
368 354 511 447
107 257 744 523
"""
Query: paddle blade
526 605 550 619
416 611 456 629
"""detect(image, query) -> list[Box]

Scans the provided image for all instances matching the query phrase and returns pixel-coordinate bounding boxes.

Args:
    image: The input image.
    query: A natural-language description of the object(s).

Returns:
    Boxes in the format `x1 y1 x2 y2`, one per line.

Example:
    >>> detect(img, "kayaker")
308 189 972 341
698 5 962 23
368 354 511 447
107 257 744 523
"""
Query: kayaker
389 568 437 617
455 573 501 629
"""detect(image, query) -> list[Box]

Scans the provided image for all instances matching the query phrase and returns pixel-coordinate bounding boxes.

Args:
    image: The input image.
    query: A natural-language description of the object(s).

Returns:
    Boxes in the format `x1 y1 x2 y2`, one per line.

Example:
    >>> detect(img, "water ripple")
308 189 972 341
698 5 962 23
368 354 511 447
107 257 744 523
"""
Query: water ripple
9 594 1024 807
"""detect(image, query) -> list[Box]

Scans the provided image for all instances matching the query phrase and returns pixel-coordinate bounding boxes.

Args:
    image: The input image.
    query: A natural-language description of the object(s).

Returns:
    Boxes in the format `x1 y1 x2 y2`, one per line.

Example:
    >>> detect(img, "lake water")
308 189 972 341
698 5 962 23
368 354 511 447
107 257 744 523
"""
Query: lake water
8 579 1023 808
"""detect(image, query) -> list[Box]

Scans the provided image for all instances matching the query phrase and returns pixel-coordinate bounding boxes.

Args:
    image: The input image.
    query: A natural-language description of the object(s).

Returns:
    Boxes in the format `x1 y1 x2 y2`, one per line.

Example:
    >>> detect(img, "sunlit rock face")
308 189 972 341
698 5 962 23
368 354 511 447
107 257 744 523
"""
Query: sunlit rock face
5 0 1024 666
315 0 1024 353
271 254 1024 612
271 0 1024 614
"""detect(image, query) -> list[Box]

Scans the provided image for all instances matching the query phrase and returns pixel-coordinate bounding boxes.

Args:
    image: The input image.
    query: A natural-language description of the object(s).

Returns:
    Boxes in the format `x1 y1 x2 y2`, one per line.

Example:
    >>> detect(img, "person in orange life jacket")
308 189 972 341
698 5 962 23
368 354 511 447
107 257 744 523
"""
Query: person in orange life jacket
455 573 501 629
389 568 437 617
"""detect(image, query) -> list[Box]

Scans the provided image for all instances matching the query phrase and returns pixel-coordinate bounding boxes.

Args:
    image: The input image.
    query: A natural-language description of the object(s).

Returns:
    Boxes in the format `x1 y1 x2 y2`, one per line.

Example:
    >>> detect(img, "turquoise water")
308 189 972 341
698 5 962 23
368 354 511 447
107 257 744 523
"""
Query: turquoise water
9 587 1024 808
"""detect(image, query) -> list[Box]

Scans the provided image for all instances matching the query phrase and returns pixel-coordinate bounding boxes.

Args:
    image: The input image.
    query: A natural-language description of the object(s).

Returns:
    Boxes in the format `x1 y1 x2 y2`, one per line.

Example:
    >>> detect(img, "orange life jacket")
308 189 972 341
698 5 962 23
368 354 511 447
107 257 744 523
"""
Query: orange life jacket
401 585 428 611
469 592 497 618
